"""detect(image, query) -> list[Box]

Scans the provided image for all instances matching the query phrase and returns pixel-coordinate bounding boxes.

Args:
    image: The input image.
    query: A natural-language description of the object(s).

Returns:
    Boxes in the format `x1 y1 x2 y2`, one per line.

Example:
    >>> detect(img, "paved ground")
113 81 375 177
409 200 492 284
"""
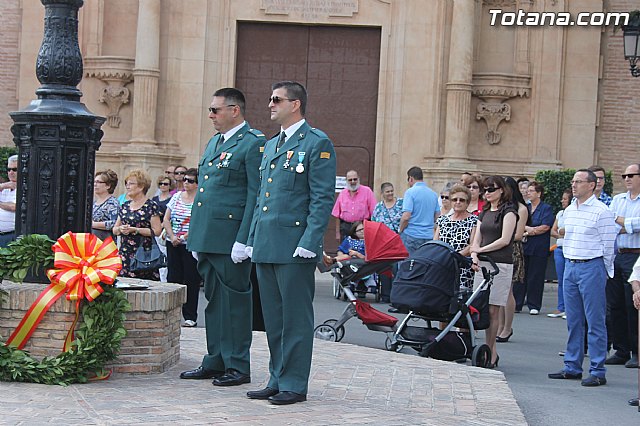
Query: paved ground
0 326 525 425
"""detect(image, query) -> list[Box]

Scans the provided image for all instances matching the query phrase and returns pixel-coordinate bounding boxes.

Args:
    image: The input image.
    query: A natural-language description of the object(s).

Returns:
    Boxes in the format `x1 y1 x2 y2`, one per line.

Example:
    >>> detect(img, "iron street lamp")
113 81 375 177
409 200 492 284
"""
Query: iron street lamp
622 12 640 77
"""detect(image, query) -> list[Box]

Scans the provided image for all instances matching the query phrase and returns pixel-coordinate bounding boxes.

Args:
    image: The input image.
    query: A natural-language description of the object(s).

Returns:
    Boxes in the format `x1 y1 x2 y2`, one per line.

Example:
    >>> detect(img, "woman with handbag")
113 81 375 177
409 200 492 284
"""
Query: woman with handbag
163 168 201 327
113 169 163 280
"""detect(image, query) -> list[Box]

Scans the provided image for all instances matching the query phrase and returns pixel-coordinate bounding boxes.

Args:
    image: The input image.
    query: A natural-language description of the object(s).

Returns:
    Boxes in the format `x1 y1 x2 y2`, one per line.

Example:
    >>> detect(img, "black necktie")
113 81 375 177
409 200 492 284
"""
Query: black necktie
215 134 225 151
276 131 286 151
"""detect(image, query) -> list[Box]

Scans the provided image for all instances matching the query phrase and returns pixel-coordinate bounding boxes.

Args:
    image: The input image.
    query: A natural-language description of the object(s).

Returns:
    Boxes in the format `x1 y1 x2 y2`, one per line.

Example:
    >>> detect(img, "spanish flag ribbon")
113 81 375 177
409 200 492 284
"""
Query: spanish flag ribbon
5 232 122 351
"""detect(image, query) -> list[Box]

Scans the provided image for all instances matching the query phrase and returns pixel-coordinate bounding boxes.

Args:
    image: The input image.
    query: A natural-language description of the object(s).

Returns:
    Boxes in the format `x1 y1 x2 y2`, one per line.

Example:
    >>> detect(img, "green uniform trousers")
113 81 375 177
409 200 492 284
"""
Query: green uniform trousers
256 262 316 394
197 252 252 374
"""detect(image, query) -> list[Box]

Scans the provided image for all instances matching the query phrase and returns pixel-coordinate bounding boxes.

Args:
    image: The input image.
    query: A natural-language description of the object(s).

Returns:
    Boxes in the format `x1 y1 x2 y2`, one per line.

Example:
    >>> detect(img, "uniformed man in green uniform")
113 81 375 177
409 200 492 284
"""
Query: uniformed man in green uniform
245 81 337 405
180 88 265 386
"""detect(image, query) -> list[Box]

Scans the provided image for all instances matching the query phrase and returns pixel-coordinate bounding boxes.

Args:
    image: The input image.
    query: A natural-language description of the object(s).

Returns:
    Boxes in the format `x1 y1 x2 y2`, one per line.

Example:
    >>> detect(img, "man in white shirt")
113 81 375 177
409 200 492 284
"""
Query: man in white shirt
0 155 17 247
548 169 617 387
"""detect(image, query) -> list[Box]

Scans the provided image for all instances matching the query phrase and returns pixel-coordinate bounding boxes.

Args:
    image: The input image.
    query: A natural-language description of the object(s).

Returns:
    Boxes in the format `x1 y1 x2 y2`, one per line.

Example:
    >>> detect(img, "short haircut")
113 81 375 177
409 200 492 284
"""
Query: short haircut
272 81 307 115
448 184 472 203
7 155 18 164
125 169 152 195
576 168 597 192
407 166 423 181
380 182 394 192
184 168 198 183
156 175 176 191
213 87 246 115
96 169 119 194
588 165 605 174
529 180 545 196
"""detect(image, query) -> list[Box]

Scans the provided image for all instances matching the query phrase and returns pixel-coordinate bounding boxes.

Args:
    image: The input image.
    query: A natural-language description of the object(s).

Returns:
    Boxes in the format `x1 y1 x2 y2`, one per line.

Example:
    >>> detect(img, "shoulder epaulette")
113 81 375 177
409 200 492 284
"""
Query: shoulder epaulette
248 128 265 138
309 127 328 138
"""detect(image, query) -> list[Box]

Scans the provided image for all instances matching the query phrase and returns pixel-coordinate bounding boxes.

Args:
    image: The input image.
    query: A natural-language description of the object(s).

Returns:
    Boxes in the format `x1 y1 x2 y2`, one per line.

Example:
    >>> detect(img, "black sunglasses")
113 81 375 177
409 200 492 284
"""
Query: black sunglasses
183 177 197 184
451 197 468 203
622 173 640 179
208 105 237 114
440 195 449 200
269 96 296 104
175 171 186 175
484 187 499 193
7 168 17 172
158 182 171 186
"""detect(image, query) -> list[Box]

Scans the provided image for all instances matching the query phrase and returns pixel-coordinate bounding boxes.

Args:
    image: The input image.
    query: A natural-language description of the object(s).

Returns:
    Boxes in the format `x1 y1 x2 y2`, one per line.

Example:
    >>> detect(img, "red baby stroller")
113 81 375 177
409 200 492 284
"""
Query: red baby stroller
314 221 408 342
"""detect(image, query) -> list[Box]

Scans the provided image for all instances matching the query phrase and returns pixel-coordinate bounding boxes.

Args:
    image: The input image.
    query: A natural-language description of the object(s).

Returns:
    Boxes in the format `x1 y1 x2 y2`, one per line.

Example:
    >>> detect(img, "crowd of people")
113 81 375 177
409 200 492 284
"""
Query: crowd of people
81 80 638 407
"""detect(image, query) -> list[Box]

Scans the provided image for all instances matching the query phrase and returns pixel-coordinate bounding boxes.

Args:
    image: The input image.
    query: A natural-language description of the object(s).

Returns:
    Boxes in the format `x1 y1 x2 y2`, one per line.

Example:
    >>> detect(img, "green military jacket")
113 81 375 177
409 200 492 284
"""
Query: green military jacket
248 121 337 263
187 122 265 254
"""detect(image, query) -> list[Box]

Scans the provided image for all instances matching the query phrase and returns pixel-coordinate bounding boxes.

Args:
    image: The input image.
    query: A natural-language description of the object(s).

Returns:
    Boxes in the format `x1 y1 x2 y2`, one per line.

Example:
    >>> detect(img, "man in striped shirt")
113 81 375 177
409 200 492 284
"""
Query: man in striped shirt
548 169 617 387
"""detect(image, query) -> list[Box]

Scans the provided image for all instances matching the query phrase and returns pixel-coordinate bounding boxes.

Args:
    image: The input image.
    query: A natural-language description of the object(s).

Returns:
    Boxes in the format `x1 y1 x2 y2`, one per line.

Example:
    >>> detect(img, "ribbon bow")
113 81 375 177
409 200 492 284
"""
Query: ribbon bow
6 232 122 351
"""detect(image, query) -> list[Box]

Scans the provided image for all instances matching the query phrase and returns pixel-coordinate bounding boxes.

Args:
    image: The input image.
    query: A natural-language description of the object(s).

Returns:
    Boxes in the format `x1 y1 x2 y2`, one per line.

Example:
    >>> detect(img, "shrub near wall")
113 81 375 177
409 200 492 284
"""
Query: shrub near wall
534 169 613 213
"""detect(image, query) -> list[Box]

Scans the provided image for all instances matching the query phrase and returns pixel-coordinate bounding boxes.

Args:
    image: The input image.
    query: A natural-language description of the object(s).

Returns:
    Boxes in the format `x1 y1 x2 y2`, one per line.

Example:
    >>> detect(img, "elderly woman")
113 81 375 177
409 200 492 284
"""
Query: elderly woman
470 176 517 368
514 181 554 315
91 169 120 241
152 175 175 219
371 182 403 302
113 169 163 280
464 174 485 216
434 184 477 289
163 168 201 327
173 165 188 193
439 181 456 217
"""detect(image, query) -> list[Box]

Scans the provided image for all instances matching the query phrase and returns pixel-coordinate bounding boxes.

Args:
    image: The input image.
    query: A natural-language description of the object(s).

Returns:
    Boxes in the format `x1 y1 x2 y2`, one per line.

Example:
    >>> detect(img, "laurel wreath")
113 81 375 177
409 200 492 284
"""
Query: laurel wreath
0 235 130 385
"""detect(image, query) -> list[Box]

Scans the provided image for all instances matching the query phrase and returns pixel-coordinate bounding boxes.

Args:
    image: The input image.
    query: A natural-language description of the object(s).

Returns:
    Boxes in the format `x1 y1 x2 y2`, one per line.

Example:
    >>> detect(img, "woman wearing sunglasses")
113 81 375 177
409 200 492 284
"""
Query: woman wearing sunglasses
470 175 518 368
163 168 201 327
463 174 485 216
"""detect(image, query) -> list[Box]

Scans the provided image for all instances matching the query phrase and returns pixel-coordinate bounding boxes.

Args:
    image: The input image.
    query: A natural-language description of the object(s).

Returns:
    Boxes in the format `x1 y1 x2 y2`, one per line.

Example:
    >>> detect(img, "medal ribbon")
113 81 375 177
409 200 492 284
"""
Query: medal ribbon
5 232 122 351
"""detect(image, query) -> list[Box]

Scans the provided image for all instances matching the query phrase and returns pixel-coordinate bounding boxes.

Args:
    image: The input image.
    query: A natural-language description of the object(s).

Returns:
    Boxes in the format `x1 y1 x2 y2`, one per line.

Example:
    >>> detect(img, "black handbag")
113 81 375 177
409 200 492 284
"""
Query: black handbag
130 227 167 273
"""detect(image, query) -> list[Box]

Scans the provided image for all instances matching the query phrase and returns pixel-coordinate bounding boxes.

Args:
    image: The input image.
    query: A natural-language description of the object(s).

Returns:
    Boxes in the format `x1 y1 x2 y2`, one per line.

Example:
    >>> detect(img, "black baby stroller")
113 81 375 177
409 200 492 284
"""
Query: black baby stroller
387 240 499 368
314 221 409 342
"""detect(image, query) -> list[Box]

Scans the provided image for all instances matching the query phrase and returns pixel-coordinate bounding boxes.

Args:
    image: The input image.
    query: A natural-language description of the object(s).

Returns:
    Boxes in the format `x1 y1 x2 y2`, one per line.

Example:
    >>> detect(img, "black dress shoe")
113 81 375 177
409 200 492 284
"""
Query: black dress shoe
212 369 251 386
179 366 224 380
247 387 279 400
268 391 307 405
624 355 638 368
548 370 582 380
581 375 606 387
604 353 629 365
628 397 639 407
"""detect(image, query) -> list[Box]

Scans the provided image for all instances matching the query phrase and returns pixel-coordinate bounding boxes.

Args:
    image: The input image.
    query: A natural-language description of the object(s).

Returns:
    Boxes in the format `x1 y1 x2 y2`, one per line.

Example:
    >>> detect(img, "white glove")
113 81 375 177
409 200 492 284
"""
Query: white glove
231 241 248 263
245 246 253 259
191 251 199 261
293 247 316 259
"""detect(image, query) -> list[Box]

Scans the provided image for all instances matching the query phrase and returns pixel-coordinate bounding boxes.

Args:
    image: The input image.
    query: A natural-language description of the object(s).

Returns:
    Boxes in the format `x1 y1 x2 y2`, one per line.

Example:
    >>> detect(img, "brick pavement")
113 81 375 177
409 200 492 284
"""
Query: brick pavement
0 327 525 425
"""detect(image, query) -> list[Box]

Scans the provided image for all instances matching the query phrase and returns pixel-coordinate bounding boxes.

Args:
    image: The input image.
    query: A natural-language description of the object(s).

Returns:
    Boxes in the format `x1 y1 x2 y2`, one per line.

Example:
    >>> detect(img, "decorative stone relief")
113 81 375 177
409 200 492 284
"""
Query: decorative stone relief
260 0 358 19
482 0 517 7
84 57 134 128
476 102 511 145
472 73 530 145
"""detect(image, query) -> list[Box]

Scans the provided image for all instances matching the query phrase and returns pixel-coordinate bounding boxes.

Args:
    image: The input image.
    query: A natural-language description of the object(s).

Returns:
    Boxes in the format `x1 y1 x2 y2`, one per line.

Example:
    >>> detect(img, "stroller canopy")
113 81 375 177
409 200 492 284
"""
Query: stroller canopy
363 220 408 262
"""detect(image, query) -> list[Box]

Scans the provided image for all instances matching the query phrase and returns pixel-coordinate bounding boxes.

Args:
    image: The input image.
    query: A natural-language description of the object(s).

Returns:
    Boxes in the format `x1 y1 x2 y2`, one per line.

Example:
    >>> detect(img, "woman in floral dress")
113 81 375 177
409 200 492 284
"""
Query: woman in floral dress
112 169 163 280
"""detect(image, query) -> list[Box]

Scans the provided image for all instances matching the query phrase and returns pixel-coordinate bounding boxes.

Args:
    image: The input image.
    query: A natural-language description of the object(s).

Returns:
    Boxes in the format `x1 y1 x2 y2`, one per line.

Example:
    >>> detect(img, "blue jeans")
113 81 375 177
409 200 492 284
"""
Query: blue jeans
554 247 565 312
400 233 429 256
562 258 607 378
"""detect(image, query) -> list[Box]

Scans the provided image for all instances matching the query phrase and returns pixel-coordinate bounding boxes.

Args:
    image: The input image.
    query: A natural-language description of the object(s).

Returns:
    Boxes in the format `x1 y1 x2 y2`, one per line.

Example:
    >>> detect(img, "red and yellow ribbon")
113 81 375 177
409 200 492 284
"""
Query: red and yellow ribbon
5 232 122 351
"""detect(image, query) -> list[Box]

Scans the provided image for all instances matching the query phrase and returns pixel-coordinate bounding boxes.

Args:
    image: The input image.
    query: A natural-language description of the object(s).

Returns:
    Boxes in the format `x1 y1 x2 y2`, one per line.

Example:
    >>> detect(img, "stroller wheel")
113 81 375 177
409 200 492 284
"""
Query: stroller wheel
385 336 403 352
471 344 492 368
322 319 345 342
314 324 338 342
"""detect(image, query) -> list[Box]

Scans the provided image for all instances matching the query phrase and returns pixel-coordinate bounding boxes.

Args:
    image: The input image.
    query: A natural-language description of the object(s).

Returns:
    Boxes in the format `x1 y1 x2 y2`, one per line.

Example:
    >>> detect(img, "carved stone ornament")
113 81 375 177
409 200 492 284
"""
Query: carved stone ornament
85 56 134 128
472 73 530 145
482 0 517 7
476 102 511 145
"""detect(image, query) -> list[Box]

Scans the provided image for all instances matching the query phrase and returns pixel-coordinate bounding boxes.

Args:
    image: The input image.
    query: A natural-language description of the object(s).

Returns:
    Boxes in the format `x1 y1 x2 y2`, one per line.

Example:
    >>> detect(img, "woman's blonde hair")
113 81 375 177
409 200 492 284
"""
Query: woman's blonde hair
125 169 152 195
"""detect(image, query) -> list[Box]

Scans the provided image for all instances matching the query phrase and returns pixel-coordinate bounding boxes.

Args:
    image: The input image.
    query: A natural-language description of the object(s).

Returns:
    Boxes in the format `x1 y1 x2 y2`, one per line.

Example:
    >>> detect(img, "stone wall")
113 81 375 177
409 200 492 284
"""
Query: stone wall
0 279 186 375
597 0 640 193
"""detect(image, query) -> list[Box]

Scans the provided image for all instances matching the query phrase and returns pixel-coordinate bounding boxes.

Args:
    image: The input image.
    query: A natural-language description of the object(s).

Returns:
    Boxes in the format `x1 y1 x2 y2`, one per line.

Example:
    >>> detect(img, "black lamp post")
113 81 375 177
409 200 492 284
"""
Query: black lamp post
9 0 105 281
622 12 640 77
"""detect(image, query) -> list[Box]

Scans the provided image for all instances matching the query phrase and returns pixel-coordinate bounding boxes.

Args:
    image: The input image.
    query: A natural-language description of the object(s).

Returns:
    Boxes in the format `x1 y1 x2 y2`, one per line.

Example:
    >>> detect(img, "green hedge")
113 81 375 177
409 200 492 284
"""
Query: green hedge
0 147 18 181
534 169 613 213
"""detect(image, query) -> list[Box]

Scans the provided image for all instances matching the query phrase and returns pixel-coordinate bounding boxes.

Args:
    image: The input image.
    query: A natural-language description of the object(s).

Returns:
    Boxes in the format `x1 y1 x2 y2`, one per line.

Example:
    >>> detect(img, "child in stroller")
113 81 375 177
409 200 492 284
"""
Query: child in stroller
324 221 378 298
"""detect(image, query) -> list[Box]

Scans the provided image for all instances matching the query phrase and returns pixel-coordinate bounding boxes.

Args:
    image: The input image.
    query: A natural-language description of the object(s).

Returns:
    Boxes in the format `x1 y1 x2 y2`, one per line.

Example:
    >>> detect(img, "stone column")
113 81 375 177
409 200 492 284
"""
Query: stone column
444 0 475 160
128 0 161 148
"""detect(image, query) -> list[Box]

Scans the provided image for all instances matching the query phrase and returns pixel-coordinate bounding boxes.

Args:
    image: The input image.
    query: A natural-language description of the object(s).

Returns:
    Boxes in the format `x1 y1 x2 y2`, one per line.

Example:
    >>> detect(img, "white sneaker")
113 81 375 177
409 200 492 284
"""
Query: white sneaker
562 314 567 319
182 320 197 327
547 311 565 318
529 309 539 315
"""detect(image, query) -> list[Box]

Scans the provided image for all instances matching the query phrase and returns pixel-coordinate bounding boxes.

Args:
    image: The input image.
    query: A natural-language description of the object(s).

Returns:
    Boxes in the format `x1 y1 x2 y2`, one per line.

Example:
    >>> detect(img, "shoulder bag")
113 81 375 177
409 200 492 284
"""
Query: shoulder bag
130 226 168 273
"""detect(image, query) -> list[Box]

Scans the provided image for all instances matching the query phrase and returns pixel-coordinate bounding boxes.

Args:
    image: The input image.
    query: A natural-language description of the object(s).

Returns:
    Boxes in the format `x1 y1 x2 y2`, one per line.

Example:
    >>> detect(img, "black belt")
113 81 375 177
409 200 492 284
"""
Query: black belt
0 230 14 235
618 248 640 254
568 257 602 263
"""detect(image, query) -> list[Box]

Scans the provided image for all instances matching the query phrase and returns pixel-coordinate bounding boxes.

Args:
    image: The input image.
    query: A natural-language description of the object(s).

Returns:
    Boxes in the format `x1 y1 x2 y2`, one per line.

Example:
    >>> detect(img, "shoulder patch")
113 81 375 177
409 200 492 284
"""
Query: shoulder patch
259 146 265 152
248 128 265 138
320 151 331 159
